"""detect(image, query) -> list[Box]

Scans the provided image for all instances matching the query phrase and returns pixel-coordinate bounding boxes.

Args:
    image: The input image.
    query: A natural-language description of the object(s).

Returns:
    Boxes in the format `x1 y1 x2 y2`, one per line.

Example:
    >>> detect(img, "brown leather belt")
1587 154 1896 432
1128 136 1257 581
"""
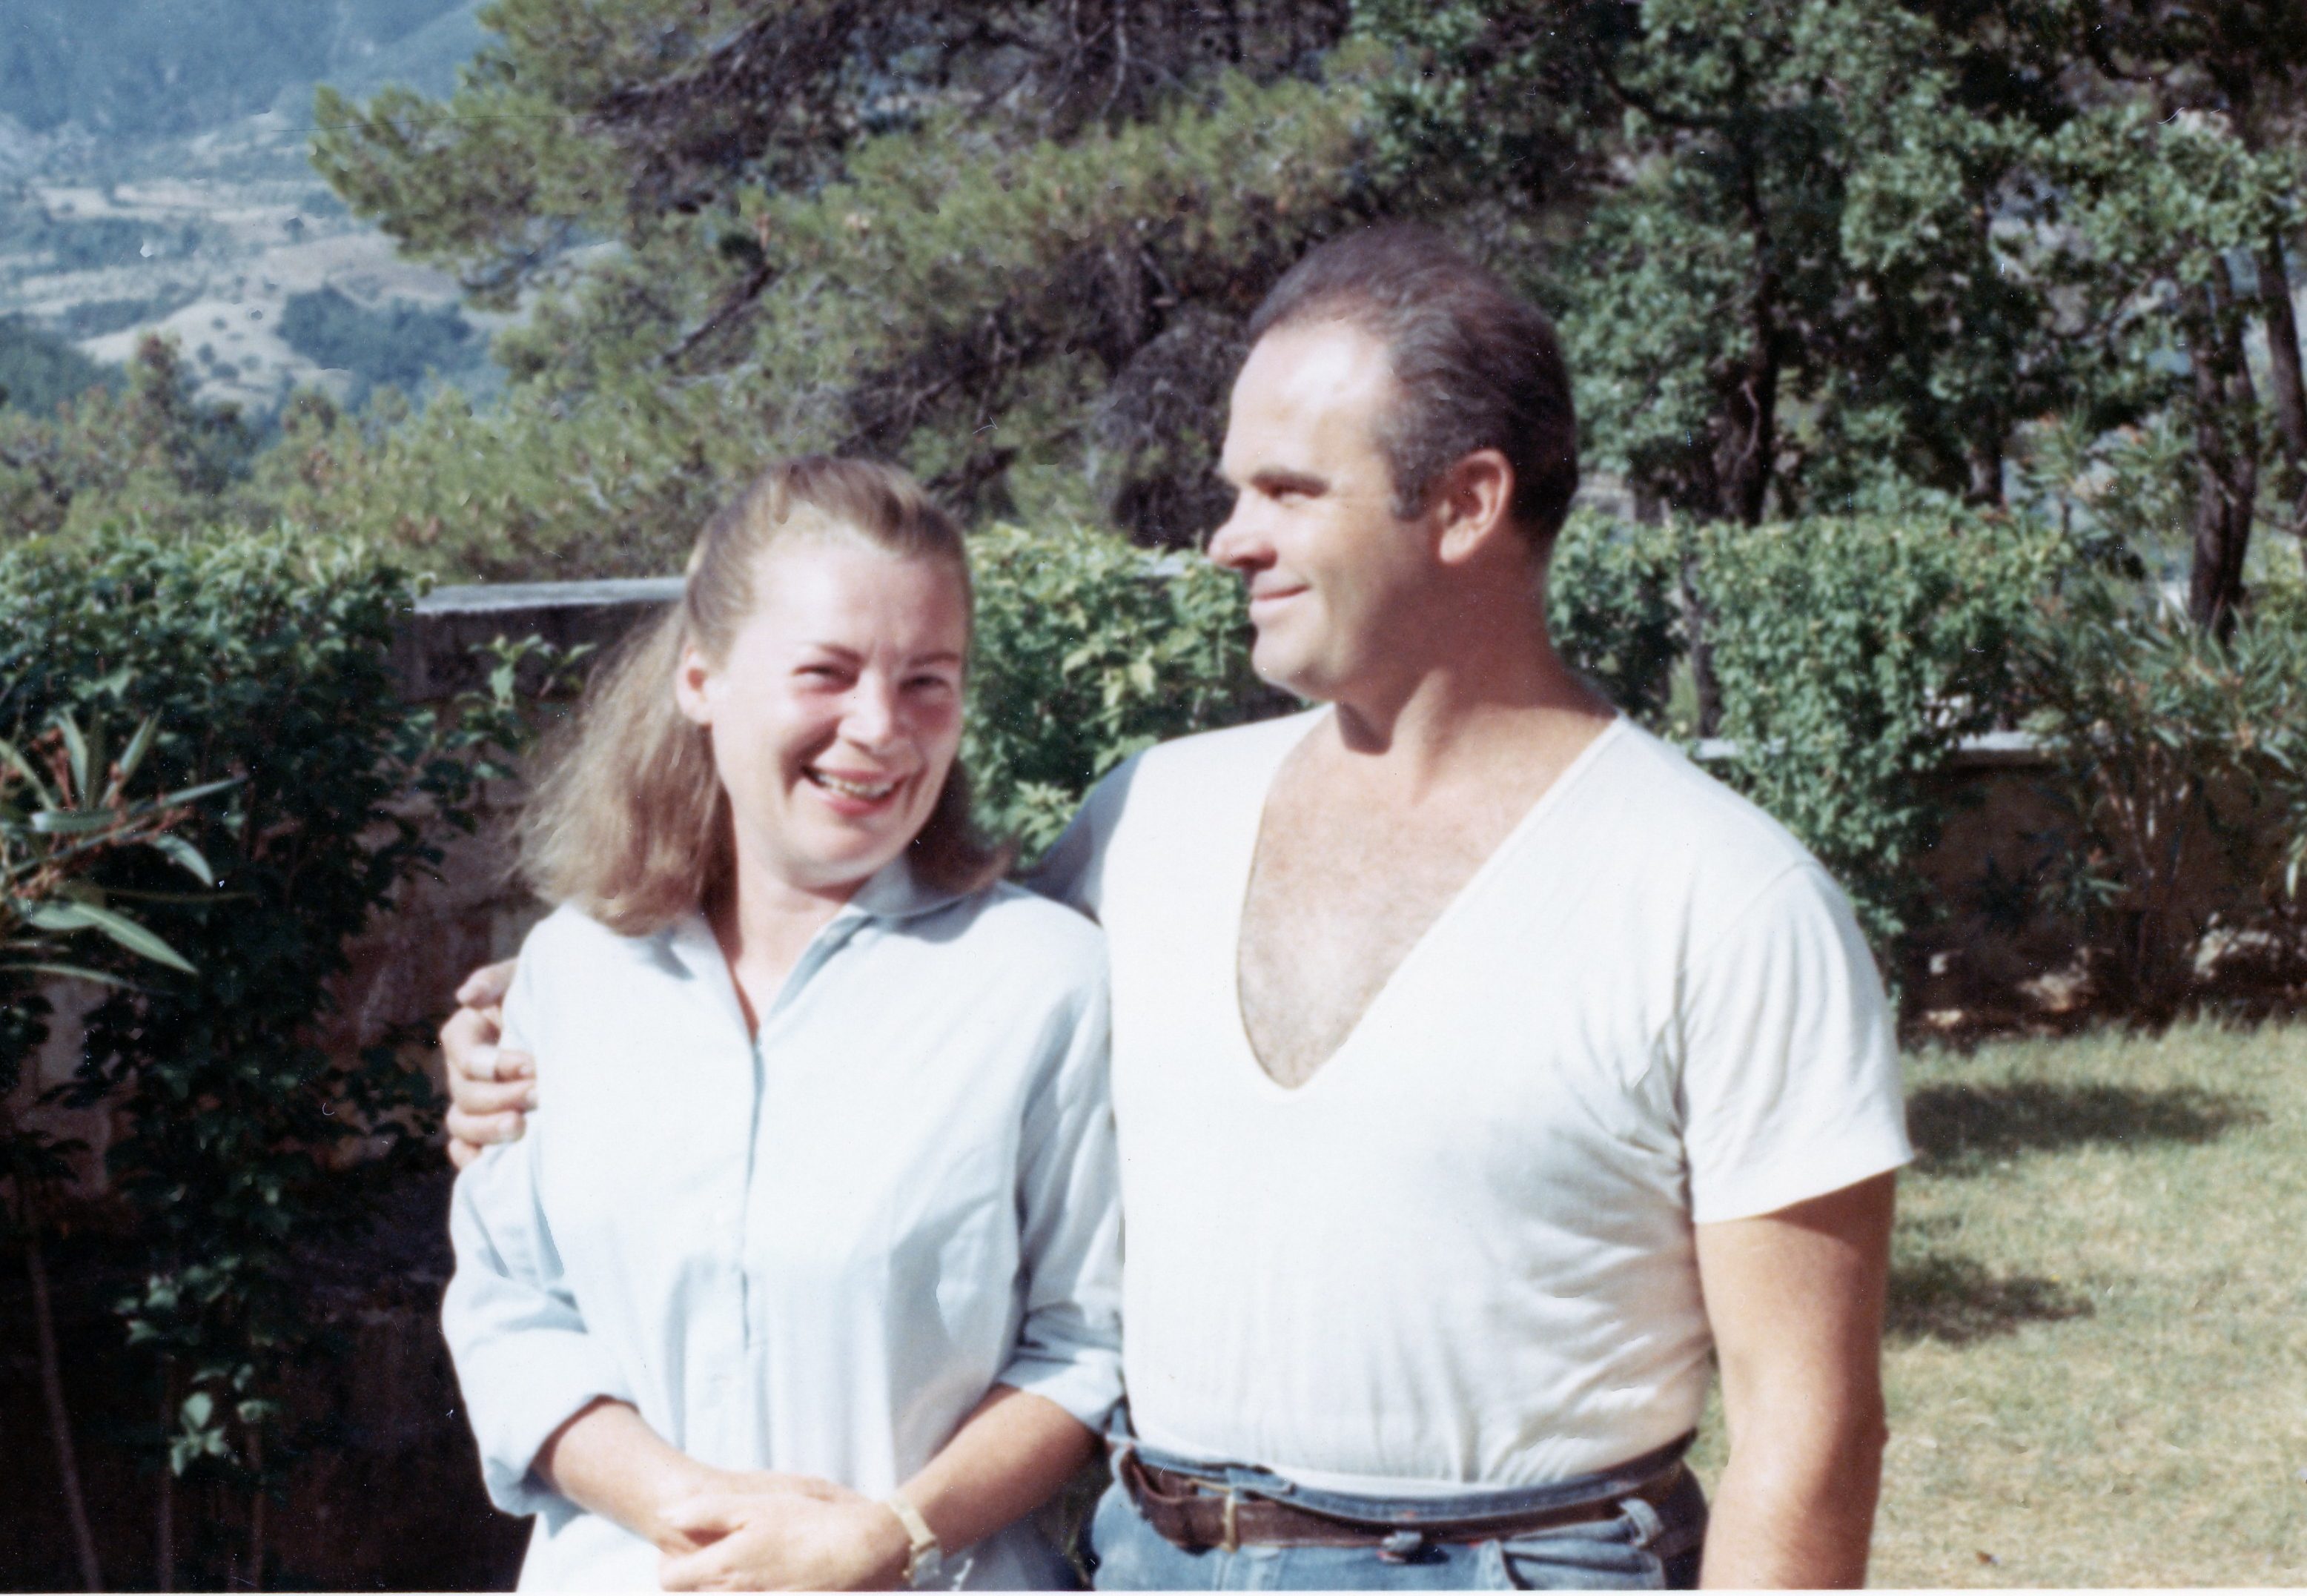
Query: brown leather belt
1116 1447 1687 1553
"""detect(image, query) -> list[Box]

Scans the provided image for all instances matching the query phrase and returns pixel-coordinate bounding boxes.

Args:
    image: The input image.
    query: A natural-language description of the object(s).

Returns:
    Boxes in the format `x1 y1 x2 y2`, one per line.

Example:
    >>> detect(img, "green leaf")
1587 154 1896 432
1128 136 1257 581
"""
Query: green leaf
0 960 137 988
148 834 217 885
27 809 123 836
117 716 159 787
56 713 90 803
24 901 196 973
0 737 56 809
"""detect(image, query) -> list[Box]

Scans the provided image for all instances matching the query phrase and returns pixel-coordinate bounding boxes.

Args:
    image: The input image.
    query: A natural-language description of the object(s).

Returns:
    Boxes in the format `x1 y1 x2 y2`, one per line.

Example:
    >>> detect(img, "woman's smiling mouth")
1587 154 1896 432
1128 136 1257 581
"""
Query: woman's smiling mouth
805 766 899 801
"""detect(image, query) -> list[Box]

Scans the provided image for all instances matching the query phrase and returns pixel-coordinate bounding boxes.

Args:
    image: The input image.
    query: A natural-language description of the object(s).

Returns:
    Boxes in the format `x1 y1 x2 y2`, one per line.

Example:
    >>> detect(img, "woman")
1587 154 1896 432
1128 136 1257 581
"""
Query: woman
443 458 1119 1592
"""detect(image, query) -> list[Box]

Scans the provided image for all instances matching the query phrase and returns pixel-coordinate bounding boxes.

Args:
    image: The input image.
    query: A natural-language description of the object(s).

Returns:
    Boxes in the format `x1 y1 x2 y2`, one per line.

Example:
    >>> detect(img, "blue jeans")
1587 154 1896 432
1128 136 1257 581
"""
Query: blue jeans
1085 1437 1707 1592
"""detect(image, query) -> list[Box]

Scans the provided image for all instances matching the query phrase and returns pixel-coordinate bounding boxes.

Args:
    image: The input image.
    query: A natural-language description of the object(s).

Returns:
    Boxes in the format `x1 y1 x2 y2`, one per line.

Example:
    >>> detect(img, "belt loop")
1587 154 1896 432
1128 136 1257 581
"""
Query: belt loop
1618 1492 1665 1549
1221 1490 1240 1553
1377 1529 1427 1563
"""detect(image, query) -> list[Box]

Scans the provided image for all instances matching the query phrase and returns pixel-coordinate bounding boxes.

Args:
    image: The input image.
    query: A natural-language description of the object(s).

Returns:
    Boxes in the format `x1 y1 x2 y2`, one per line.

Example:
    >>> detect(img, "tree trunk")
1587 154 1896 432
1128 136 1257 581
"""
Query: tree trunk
156 1361 175 1594
2183 275 2256 637
248 1430 266 1593
2256 235 2307 570
1965 436 2005 507
1718 142 1782 528
20 1200 104 1592
1678 539 1723 737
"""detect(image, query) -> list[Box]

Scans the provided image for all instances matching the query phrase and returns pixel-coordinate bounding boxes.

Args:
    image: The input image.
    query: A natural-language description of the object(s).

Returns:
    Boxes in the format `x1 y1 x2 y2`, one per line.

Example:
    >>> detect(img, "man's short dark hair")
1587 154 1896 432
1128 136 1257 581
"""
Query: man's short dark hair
1246 225 1579 551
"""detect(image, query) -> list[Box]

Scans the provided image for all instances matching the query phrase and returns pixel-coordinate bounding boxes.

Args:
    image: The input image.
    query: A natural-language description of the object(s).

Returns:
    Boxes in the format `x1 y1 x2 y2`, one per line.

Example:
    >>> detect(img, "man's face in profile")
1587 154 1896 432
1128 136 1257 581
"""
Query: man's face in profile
1208 319 1427 703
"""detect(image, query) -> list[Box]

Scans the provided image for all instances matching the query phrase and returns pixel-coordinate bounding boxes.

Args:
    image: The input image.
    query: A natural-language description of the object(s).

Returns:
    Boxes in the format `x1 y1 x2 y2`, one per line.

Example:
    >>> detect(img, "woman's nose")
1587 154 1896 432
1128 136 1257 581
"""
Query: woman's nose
841 678 901 749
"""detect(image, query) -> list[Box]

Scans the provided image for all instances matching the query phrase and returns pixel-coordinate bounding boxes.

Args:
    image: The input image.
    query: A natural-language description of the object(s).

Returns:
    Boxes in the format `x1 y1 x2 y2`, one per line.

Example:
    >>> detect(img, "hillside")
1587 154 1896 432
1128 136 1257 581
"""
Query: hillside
0 0 477 140
0 1 496 414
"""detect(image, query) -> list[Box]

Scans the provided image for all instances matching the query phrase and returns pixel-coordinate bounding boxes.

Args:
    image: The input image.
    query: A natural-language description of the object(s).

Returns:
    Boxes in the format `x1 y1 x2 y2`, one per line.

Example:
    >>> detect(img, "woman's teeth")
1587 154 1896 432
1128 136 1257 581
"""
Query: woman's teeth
808 769 896 800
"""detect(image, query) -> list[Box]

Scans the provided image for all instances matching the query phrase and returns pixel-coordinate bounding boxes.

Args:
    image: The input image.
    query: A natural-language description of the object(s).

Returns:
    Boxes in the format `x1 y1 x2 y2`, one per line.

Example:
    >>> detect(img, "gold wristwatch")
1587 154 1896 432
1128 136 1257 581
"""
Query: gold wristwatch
884 1493 942 1586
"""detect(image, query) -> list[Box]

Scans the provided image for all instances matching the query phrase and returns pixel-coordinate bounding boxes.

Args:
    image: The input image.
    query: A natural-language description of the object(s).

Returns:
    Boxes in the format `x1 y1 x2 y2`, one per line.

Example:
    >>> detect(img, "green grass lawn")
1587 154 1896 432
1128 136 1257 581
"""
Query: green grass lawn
1694 1019 2307 1586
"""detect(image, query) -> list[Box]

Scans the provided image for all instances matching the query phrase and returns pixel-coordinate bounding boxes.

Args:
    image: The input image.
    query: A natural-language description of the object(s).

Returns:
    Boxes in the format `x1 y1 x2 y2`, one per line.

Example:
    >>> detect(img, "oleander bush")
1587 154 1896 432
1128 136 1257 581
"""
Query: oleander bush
2019 574 2307 1014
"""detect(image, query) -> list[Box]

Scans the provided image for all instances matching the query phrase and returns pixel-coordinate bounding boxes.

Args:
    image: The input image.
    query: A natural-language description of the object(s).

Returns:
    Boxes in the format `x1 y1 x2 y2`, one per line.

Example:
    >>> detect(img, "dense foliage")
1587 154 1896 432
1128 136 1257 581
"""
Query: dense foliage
6 0 2303 633
0 337 258 540
0 526 536 1588
1694 515 2064 953
965 522 1285 858
228 1 2281 618
2021 574 2307 1012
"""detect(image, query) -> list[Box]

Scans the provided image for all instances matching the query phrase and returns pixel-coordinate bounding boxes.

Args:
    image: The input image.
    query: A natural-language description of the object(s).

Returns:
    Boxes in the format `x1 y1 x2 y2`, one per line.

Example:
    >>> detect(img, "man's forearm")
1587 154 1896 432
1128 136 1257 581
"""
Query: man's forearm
1699 1411 1884 1587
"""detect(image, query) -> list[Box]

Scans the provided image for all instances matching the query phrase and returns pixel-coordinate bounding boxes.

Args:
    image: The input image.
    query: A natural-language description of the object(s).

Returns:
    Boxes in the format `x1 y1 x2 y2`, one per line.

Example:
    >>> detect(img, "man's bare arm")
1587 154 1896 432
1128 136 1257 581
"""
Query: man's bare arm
1692 1172 1896 1588
440 958 532 1168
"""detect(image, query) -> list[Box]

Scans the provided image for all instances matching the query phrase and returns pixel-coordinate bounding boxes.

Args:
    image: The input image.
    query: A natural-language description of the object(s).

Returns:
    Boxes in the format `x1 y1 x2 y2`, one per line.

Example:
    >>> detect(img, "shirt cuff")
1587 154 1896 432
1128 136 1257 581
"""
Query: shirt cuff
996 1343 1125 1434
465 1331 635 1517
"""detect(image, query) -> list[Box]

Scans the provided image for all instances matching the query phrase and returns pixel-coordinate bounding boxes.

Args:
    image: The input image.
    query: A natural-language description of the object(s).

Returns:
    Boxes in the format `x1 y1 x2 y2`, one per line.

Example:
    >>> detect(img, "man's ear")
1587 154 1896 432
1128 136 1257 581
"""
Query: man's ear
1432 449 1517 567
672 644 716 727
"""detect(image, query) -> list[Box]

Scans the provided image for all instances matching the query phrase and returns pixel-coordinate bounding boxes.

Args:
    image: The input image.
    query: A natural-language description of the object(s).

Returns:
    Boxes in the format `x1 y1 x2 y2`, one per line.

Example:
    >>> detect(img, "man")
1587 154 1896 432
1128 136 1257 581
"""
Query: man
442 226 1908 1589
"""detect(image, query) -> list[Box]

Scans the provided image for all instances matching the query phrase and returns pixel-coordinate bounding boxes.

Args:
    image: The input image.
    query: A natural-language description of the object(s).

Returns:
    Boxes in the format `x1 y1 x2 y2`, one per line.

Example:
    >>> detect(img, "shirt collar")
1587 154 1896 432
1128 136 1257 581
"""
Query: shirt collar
844 853 973 924
661 855 970 980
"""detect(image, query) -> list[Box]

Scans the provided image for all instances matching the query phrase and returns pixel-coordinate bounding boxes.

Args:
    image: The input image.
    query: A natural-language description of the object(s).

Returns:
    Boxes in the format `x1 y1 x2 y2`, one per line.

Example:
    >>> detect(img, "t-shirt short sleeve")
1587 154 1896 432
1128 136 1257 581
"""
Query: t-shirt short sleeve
1676 863 1913 1225
1022 754 1142 921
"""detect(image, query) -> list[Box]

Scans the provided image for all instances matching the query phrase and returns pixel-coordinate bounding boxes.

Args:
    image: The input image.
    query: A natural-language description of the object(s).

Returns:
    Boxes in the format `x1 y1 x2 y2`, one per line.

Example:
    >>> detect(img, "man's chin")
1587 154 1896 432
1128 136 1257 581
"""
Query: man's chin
1248 638 1337 702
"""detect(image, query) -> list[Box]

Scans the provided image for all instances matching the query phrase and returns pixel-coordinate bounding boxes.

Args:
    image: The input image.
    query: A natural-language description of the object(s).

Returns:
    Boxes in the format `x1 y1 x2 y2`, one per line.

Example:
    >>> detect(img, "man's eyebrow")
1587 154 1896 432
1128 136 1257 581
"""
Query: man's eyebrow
1246 467 1328 496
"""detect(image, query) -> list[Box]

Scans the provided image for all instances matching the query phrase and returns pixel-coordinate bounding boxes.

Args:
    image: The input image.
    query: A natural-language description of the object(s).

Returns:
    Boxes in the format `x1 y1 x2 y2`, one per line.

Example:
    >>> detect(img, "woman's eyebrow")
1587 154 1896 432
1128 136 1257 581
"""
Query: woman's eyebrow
796 643 964 666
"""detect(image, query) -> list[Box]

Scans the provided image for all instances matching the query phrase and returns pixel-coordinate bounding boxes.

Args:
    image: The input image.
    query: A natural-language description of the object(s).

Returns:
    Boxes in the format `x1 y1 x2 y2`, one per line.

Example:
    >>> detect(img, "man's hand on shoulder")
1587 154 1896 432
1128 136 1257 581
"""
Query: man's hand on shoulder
1694 1172 1896 1589
440 958 532 1170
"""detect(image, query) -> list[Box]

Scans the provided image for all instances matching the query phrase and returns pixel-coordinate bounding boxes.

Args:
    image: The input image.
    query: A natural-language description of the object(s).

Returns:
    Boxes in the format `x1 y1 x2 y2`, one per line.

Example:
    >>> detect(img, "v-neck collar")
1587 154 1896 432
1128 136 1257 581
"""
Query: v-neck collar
1227 712 1629 1099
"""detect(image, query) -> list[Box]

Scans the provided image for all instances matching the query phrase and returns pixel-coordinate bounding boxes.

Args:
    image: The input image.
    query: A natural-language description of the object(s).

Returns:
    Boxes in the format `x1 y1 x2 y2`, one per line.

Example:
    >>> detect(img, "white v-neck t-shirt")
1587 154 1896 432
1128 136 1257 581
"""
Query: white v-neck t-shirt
1032 709 1910 1494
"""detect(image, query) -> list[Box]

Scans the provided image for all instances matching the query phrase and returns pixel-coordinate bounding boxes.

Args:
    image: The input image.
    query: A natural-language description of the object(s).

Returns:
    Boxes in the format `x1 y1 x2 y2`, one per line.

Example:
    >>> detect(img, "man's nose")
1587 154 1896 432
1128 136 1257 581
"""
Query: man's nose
1207 501 1263 570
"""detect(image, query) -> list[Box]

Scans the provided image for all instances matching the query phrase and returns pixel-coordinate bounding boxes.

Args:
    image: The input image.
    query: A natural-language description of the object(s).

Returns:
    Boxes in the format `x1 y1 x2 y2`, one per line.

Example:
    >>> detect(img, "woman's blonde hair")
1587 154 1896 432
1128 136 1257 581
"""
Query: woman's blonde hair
519 457 1006 934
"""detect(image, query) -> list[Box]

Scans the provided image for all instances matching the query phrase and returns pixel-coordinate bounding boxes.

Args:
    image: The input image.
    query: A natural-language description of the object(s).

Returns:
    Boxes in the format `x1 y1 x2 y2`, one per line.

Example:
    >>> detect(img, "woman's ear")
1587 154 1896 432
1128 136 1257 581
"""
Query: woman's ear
672 643 716 727
1432 449 1517 567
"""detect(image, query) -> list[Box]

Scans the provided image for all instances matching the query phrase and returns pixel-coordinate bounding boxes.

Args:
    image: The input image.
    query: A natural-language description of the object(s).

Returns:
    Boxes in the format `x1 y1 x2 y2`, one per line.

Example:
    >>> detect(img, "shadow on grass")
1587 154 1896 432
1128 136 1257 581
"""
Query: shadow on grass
1906 1081 2260 1177
1887 1253 2094 1345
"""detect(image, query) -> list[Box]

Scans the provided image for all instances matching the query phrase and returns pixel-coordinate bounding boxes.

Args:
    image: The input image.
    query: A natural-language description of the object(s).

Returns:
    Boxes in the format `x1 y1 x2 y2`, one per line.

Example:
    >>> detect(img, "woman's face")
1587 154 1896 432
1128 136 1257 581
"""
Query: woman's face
675 537 969 898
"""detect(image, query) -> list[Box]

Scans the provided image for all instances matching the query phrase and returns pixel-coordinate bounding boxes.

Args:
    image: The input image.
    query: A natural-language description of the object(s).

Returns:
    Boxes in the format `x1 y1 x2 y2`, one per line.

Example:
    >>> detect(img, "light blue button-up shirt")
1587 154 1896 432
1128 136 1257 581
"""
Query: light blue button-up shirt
443 861 1122 1591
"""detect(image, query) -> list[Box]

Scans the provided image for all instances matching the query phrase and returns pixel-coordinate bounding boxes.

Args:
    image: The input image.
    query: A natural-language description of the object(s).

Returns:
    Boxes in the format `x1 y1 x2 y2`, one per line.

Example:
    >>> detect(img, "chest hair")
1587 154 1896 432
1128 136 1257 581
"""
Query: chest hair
1237 752 1532 1090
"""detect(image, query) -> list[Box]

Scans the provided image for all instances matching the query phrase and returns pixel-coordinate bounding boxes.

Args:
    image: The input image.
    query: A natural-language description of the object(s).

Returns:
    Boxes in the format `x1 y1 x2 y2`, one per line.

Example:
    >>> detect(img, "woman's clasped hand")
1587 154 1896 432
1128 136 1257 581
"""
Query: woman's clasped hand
440 459 1122 1591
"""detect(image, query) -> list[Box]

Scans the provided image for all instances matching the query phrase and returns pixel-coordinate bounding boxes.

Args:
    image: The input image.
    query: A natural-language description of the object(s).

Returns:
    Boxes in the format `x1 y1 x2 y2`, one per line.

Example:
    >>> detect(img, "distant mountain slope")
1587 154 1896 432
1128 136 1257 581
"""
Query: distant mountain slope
0 0 476 139
0 316 116 411
284 2 489 113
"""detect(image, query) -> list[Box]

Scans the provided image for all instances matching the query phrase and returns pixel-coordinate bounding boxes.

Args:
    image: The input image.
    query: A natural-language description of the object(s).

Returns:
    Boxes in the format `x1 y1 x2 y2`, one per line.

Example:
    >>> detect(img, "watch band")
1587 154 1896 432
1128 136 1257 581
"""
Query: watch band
884 1492 942 1586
